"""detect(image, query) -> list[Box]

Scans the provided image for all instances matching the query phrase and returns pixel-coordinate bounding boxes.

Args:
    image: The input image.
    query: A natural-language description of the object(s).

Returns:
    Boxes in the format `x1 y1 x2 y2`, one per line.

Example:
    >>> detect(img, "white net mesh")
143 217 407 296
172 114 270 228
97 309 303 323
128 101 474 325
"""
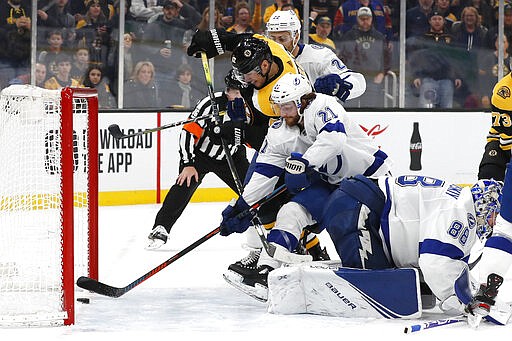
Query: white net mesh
0 85 93 326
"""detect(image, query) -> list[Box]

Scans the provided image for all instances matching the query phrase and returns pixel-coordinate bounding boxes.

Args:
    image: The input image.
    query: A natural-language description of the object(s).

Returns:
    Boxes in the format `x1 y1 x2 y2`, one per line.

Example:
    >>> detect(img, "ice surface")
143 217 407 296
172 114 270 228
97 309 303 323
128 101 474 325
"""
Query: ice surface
1 202 511 340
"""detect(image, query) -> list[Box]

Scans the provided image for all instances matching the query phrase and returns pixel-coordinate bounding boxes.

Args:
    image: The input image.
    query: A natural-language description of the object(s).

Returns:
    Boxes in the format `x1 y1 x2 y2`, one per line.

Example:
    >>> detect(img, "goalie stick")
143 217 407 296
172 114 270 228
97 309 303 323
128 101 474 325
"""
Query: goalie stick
199 53 312 264
403 315 465 334
76 184 289 298
107 112 219 140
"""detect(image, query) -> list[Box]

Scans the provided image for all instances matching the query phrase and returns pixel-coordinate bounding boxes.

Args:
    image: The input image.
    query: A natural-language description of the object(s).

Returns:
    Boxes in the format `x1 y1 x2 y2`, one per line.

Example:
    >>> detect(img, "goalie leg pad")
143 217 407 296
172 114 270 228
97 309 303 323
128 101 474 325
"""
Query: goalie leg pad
268 265 422 319
322 182 392 269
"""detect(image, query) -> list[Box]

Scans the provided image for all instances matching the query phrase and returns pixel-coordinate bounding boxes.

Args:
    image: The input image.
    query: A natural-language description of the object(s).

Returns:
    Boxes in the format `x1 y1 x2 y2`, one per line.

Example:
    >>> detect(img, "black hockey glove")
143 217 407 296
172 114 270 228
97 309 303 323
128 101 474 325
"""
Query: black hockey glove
187 29 225 58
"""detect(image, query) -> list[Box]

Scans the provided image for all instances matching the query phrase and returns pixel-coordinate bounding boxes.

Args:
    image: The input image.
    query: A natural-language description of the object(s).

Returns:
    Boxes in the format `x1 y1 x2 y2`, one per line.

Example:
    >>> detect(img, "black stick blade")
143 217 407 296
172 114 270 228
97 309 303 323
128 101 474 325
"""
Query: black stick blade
77 276 125 298
108 124 125 139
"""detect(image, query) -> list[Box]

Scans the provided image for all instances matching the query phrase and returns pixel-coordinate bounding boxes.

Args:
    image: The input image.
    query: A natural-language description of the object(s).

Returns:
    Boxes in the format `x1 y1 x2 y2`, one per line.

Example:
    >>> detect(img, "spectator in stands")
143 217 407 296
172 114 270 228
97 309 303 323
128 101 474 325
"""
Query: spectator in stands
408 10 462 108
479 34 511 108
309 16 336 51
196 4 224 30
466 0 494 30
123 60 159 108
338 6 390 107
37 0 76 48
309 0 340 23
38 29 69 76
167 63 203 108
35 62 48 88
486 3 512 49
130 0 162 22
406 0 434 38
82 65 117 108
434 0 457 29
226 0 262 34
75 0 114 68
219 1 236 29
0 0 31 32
263 0 300 23
334 0 392 40
2 13 31 87
142 0 200 107
70 44 91 83
451 5 489 107
43 53 82 89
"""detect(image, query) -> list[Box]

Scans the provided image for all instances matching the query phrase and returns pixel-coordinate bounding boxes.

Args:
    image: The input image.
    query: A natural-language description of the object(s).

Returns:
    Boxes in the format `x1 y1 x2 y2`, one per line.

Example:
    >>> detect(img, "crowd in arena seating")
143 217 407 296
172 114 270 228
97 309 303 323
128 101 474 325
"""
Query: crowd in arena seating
0 0 510 109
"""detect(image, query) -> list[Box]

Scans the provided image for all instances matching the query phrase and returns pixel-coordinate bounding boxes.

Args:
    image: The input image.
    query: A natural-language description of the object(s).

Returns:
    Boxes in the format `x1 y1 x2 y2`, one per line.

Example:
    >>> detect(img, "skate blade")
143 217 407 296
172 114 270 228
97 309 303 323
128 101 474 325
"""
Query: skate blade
222 270 268 302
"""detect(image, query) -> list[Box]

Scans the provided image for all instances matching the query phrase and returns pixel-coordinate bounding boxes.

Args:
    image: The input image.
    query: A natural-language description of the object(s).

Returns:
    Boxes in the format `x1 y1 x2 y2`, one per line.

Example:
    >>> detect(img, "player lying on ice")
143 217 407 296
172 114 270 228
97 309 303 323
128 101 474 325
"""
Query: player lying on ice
222 156 512 325
218 72 392 301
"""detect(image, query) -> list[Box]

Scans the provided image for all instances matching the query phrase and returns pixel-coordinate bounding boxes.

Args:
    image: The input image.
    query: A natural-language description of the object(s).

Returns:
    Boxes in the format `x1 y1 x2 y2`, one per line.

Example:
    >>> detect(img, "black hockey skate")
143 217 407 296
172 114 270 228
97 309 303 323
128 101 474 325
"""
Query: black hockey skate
307 243 331 261
227 249 261 276
223 264 273 302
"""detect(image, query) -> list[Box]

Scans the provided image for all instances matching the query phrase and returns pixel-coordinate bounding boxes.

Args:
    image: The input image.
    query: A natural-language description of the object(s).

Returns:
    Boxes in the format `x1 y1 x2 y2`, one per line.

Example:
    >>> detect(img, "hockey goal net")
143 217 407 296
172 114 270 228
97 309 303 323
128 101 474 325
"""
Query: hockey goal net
0 85 98 326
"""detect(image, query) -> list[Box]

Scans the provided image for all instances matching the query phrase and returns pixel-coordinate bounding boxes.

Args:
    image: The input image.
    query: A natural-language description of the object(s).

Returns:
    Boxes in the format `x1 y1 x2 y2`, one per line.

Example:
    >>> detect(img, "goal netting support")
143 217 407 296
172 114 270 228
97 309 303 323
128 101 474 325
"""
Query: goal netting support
0 85 99 326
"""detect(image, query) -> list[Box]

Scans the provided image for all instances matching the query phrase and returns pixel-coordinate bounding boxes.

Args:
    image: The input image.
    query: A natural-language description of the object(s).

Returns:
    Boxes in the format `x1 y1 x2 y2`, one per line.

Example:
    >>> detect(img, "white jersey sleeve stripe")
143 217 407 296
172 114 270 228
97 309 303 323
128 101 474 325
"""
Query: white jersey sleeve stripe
419 239 465 260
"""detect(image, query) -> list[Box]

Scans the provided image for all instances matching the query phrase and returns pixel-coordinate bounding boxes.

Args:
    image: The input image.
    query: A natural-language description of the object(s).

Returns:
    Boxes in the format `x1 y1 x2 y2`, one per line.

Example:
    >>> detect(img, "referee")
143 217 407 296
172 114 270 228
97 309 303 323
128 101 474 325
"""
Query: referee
146 72 250 249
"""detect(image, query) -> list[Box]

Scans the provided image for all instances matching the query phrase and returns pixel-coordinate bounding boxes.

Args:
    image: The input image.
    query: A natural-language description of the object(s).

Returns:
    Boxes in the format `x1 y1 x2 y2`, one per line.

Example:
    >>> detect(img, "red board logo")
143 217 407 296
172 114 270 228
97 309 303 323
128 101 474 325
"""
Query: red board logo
359 124 388 138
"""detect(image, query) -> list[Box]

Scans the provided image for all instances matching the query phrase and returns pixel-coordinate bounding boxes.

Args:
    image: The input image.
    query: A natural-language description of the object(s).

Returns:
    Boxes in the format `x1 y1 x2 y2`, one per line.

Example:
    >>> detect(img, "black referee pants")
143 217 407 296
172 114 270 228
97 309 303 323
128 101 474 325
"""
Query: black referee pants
153 148 249 233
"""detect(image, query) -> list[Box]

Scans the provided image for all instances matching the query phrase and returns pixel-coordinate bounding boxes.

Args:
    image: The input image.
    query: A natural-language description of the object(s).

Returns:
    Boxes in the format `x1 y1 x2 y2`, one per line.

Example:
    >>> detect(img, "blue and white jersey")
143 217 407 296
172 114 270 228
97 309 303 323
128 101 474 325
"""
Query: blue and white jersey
295 44 366 101
377 175 478 301
242 93 392 205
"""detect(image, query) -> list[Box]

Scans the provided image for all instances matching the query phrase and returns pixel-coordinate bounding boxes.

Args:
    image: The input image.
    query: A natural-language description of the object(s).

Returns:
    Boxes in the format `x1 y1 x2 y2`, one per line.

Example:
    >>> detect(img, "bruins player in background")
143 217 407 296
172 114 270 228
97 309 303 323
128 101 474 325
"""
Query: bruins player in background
478 72 512 181
186 30 331 275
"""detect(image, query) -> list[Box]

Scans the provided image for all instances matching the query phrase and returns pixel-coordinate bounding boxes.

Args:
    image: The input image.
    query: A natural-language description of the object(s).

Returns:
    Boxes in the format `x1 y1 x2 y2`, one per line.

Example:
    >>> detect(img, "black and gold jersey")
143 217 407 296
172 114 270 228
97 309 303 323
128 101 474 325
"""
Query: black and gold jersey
234 34 305 150
488 72 512 151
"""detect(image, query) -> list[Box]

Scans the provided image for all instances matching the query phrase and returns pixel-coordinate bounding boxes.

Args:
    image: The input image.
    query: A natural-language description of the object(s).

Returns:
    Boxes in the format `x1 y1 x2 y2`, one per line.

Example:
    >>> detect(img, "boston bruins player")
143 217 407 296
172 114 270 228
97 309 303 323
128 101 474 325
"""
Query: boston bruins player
478 72 512 181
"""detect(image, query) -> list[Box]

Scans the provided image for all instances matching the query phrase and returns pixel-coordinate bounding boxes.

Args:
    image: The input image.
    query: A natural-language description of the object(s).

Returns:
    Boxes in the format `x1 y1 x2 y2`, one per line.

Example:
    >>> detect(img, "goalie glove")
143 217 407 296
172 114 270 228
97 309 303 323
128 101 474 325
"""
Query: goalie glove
187 29 225 58
465 273 504 328
285 153 319 194
314 74 353 102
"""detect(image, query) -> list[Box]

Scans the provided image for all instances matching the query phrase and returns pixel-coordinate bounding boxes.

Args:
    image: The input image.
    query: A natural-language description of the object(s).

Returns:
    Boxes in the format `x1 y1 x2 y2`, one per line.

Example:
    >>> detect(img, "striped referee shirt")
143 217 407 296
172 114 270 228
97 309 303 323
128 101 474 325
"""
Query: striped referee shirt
179 92 240 167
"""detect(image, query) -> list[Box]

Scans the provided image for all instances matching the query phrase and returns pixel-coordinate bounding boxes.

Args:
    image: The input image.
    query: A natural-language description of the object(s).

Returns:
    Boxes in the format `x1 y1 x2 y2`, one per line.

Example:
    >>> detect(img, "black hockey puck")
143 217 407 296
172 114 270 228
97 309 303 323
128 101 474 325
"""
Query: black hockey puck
77 297 90 304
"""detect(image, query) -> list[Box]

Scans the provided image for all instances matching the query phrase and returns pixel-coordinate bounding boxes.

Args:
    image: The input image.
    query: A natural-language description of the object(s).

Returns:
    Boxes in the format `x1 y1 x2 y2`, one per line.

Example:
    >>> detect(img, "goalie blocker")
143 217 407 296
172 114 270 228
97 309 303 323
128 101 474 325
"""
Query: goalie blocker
268 265 423 319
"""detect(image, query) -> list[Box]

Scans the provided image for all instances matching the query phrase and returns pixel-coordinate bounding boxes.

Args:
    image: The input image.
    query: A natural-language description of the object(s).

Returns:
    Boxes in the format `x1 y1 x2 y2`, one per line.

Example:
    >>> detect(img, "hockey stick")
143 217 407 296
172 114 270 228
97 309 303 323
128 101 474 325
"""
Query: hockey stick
108 113 217 140
76 184 289 298
199 53 312 264
403 315 465 334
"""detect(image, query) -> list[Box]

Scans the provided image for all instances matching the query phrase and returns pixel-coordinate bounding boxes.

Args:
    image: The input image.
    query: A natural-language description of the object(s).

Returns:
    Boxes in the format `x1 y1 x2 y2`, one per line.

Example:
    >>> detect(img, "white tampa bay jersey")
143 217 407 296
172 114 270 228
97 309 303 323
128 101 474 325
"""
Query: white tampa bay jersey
242 93 392 205
295 44 366 101
377 175 478 301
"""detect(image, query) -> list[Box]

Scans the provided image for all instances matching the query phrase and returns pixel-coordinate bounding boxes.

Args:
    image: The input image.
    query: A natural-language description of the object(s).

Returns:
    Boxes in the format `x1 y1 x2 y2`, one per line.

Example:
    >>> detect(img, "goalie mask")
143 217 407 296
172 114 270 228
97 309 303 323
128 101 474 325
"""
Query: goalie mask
471 179 503 240
270 73 313 119
266 10 301 52
231 37 272 77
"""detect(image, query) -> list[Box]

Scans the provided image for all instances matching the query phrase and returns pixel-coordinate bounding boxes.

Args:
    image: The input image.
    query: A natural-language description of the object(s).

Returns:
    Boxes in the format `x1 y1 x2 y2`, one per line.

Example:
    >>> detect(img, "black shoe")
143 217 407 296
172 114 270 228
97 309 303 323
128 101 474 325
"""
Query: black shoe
227 249 261 276
223 264 273 302
307 243 331 261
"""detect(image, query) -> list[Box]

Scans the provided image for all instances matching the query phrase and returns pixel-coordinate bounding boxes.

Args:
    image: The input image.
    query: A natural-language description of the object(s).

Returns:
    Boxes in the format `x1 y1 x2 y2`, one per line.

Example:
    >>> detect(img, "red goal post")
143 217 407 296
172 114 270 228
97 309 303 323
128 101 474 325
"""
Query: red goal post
0 86 99 326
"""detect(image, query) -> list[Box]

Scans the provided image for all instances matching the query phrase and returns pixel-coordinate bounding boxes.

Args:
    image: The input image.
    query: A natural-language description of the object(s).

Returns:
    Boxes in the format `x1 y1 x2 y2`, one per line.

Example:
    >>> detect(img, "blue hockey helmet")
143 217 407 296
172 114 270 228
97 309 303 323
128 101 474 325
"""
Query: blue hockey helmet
471 179 503 240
